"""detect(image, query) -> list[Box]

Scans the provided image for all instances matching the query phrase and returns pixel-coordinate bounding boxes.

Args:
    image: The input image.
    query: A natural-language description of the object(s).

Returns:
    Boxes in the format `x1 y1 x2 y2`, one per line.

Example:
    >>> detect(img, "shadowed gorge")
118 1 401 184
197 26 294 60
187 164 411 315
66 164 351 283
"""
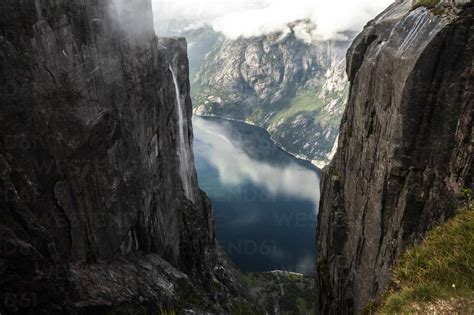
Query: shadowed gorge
193 116 319 273
1 0 473 314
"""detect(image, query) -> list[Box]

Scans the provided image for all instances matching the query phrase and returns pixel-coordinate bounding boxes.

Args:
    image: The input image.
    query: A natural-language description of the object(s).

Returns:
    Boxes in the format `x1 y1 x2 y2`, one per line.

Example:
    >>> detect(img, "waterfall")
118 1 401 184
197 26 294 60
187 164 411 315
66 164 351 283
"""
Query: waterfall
169 64 194 202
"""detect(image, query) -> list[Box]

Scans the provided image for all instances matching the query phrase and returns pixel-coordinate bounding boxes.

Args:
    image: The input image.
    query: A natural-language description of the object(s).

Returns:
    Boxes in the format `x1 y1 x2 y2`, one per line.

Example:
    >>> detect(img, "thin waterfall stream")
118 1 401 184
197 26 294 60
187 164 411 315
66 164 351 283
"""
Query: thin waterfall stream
169 64 194 202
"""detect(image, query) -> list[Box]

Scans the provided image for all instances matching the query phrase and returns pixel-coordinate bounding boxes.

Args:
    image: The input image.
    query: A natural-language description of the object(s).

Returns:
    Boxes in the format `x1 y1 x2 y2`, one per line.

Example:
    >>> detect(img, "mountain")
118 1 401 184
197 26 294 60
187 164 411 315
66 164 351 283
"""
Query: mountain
0 0 249 313
183 26 223 79
191 20 351 167
316 0 473 313
155 22 223 79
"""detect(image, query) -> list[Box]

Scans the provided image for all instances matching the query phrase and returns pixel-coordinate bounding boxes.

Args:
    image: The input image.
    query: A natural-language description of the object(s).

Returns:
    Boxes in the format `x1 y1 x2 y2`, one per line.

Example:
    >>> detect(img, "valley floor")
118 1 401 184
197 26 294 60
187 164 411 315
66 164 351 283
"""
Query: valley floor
235 271 316 315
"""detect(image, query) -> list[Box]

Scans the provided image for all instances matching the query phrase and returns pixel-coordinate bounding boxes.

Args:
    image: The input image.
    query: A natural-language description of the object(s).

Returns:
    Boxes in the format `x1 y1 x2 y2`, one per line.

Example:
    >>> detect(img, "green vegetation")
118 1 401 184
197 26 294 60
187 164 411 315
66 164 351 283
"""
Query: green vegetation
230 300 265 315
433 6 446 15
328 167 341 181
461 188 472 206
246 106 265 124
271 91 324 130
268 86 347 131
272 90 325 123
242 272 316 315
412 0 441 10
374 200 474 313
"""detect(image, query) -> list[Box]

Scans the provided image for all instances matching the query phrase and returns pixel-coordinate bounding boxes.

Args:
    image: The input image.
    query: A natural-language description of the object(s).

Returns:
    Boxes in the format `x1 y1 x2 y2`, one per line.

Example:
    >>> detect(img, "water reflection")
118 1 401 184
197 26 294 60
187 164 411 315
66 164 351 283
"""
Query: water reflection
193 116 320 273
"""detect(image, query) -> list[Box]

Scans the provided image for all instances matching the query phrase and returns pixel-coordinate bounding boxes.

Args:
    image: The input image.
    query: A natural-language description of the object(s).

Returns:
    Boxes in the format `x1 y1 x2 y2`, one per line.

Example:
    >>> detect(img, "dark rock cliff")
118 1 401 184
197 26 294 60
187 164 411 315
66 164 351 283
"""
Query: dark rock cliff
0 0 243 313
316 0 473 313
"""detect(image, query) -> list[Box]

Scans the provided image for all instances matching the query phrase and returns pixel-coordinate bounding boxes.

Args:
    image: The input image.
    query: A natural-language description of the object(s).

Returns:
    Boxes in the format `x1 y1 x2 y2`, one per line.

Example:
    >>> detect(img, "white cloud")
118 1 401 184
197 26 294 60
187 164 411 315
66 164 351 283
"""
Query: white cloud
193 117 320 212
152 0 394 40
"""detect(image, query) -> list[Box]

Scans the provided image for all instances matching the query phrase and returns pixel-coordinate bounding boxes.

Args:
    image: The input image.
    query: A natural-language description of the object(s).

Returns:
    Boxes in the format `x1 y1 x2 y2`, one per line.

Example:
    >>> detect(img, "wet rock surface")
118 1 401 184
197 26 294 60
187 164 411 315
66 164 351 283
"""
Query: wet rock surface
316 0 473 313
0 0 246 313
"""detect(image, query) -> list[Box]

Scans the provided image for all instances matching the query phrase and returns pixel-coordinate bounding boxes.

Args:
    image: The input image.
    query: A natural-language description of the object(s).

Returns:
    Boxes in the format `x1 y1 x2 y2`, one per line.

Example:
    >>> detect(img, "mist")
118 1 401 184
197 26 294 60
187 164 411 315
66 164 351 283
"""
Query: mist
152 0 394 40
193 117 320 212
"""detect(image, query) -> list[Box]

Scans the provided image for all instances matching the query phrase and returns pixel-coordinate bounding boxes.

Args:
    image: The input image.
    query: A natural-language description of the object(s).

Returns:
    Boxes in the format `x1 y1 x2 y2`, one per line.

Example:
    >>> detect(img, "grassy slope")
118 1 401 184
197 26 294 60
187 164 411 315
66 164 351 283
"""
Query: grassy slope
269 90 325 125
371 200 474 313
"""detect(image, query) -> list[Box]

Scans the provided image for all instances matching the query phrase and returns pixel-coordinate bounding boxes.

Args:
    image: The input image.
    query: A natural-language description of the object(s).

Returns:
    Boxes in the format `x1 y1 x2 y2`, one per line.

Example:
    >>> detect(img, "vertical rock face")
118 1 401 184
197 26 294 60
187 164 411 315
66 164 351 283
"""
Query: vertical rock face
316 0 473 313
0 0 237 313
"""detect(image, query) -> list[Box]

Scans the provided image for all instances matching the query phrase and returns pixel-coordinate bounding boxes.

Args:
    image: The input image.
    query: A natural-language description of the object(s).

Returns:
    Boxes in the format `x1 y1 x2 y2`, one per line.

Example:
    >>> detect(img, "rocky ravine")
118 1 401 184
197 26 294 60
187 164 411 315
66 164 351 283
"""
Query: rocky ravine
0 0 248 313
316 0 473 313
192 21 351 167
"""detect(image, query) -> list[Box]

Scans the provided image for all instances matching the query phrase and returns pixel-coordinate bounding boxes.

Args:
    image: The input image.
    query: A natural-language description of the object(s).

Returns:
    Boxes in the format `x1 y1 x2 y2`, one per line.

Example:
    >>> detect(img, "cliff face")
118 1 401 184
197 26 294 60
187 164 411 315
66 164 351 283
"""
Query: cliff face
0 0 241 313
192 21 350 166
316 0 473 313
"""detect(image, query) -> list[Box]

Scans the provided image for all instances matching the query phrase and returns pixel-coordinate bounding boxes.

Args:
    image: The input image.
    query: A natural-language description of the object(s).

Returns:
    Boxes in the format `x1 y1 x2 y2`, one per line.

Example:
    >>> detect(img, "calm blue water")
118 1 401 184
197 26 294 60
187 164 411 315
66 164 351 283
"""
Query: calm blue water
193 116 320 273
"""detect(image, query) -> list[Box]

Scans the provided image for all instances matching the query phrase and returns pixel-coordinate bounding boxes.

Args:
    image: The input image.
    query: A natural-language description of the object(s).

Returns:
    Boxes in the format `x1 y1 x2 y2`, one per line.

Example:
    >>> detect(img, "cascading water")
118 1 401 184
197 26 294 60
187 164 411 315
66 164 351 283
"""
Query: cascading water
169 64 194 202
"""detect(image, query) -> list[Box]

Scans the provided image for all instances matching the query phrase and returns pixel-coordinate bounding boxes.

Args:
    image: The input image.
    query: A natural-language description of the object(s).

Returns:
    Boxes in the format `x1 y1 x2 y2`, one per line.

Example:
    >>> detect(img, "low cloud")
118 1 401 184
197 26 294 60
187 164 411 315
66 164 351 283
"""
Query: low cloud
193 117 320 212
152 0 394 40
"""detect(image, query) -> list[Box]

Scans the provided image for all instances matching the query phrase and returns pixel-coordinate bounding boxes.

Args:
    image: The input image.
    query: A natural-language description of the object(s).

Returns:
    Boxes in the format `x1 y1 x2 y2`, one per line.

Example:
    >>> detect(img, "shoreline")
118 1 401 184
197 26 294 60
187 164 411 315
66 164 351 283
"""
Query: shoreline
193 113 329 170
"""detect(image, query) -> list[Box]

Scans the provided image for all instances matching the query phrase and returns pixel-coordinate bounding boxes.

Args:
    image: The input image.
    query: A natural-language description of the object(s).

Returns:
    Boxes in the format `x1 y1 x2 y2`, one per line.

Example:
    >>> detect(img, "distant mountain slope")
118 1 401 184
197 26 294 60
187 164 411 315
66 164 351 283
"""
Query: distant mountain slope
191 21 351 167
182 26 223 78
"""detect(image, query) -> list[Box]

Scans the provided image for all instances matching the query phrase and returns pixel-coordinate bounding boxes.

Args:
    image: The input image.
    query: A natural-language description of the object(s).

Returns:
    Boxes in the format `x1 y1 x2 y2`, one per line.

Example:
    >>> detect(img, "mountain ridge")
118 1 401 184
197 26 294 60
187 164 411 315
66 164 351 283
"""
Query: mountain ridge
190 20 351 167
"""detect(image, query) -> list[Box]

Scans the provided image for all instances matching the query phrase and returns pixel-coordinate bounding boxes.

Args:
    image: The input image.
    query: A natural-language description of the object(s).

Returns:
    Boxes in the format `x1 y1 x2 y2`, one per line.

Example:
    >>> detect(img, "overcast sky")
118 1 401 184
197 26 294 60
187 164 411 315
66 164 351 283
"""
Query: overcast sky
151 0 394 40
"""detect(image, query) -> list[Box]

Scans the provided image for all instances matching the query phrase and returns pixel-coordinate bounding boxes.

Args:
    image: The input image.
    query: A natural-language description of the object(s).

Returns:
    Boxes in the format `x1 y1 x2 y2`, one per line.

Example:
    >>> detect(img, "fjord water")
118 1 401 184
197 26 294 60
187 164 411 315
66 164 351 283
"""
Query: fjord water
193 116 320 273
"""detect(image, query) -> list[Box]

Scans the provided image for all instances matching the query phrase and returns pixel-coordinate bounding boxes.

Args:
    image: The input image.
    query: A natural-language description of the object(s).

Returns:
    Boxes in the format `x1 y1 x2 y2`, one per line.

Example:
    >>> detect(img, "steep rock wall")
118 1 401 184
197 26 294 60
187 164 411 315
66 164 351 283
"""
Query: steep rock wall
0 0 240 313
316 0 473 313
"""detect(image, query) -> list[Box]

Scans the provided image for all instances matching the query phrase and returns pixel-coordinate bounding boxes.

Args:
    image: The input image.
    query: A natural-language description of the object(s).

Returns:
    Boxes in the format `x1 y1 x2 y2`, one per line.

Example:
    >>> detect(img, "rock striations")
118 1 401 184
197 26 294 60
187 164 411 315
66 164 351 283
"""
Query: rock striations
316 0 473 313
0 0 244 313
